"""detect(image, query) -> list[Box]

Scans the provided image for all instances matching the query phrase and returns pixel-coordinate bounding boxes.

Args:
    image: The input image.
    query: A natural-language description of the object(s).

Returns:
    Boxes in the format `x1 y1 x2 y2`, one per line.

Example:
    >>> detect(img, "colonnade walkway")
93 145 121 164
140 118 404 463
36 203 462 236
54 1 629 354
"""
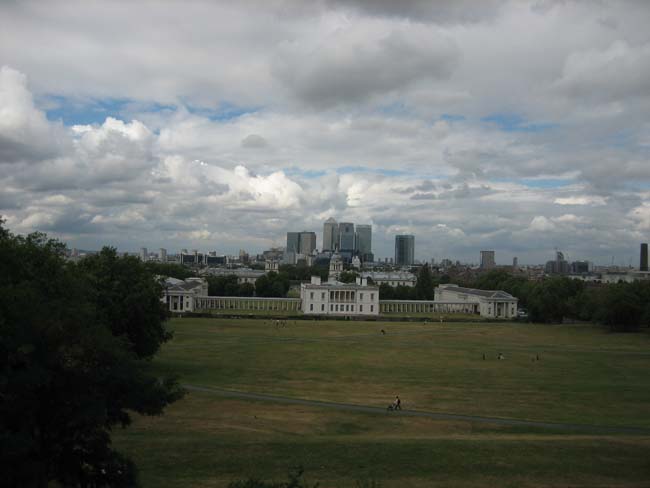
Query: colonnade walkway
193 296 481 316
194 296 302 312
380 300 478 314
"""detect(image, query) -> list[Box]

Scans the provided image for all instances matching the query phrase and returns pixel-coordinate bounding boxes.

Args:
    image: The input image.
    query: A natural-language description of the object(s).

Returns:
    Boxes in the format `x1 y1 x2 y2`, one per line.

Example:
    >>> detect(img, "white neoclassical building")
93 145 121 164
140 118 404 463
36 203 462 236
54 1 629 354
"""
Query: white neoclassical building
161 277 209 312
360 271 417 287
434 284 518 319
300 276 380 316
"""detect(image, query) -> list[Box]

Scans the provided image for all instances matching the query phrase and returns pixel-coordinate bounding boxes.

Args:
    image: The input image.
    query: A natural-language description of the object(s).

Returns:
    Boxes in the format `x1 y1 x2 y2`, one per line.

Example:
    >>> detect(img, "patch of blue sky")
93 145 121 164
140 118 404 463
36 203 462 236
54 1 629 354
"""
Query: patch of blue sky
43 96 137 126
336 166 408 177
283 167 326 179
623 181 650 191
491 177 575 188
597 130 635 148
375 101 410 116
481 113 558 132
185 101 259 121
440 114 466 122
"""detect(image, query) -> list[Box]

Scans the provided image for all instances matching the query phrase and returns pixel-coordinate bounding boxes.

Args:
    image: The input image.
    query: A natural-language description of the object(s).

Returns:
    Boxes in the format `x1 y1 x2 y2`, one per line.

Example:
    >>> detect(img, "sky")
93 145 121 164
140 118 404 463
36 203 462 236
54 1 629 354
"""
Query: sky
1 0 649 265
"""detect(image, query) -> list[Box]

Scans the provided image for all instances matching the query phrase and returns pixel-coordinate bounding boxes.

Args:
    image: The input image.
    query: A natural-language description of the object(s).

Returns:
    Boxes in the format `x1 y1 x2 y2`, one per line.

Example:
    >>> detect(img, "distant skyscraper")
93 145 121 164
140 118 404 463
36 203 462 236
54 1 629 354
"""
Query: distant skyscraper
338 222 355 252
140 247 148 261
512 256 518 268
480 250 495 269
286 232 301 253
355 224 372 261
323 218 339 251
641 243 648 271
299 231 316 255
395 235 415 266
159 248 167 262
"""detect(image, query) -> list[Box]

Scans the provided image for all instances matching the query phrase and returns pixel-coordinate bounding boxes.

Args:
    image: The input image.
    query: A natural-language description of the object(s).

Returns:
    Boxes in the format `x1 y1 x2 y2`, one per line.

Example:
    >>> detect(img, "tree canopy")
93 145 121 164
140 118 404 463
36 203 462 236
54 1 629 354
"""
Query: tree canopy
0 223 183 487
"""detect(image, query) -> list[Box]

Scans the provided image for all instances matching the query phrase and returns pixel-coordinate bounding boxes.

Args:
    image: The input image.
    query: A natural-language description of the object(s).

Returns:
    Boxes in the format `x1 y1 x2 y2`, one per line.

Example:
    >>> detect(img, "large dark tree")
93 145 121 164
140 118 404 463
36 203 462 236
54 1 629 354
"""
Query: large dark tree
0 224 183 487
255 272 290 297
338 271 359 283
415 264 435 300
79 247 172 359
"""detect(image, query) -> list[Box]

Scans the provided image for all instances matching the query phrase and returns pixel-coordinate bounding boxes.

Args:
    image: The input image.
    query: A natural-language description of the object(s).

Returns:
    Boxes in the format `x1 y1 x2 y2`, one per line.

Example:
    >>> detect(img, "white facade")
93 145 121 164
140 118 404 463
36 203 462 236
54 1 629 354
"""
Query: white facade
361 271 416 287
434 284 517 319
300 276 379 316
161 277 208 313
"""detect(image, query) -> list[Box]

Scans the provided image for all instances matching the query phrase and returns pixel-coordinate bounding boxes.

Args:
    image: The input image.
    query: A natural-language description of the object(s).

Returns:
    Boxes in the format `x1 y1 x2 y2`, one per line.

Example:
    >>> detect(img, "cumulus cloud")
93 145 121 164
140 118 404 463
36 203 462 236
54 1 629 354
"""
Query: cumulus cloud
0 66 64 163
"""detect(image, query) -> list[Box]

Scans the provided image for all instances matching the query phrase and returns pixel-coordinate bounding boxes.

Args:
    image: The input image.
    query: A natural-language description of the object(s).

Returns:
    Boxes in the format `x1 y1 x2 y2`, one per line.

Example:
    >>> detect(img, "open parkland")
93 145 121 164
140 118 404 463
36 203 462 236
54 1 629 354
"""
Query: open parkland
113 316 650 487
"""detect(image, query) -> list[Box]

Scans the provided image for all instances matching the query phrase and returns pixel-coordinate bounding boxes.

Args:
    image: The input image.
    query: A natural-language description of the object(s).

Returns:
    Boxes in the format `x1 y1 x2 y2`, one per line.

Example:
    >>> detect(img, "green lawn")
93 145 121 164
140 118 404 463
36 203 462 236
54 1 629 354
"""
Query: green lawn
113 318 650 487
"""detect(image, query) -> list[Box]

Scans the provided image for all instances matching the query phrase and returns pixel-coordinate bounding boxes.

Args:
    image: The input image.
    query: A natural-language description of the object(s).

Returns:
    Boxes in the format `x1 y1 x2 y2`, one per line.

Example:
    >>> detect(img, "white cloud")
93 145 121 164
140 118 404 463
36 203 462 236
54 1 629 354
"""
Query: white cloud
1 0 650 264
554 196 608 206
529 216 556 232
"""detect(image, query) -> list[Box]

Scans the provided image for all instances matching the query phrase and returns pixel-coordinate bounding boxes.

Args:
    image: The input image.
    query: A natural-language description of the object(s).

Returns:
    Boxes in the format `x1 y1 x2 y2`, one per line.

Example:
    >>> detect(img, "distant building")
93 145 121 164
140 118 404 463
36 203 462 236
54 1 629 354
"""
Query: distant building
512 256 518 268
323 218 339 251
203 267 264 284
159 248 167 262
286 232 301 254
434 284 518 319
261 247 284 262
161 277 208 313
140 247 148 261
545 251 570 274
571 260 591 274
300 275 379 316
329 252 344 281
641 243 648 271
205 253 227 266
299 231 317 255
480 250 495 270
355 224 372 261
361 271 416 287
395 235 415 266
338 222 355 254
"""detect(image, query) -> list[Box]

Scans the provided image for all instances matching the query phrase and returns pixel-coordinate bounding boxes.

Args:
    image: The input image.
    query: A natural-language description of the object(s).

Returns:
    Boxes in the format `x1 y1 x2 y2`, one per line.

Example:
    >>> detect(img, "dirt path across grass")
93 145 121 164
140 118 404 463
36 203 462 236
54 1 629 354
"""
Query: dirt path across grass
183 384 650 435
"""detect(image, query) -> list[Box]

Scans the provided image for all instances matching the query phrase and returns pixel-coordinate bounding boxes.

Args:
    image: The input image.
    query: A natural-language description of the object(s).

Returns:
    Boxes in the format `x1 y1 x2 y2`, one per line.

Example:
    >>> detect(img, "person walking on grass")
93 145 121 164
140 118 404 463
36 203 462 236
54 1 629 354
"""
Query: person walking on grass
394 395 401 410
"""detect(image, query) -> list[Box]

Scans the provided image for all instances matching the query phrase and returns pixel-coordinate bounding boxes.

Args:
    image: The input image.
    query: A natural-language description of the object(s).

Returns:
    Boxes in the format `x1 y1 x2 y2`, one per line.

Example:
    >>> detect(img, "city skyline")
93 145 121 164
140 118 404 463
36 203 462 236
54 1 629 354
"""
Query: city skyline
1 2 649 265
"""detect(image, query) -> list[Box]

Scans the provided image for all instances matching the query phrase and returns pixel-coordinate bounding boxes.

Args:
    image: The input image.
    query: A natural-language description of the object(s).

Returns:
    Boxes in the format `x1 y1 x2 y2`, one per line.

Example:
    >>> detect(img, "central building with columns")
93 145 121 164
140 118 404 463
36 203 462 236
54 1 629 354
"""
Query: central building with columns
300 276 380 316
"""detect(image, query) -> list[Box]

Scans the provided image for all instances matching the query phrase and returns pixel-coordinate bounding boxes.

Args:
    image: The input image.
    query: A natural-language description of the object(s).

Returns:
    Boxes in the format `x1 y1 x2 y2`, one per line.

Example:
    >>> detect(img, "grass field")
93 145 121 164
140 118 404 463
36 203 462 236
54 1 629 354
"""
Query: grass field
113 318 650 487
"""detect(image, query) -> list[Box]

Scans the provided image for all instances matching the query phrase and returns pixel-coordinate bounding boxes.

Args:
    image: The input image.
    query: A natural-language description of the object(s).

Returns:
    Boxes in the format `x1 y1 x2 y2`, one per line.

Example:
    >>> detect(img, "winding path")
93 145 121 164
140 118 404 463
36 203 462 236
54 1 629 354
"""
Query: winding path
183 384 650 435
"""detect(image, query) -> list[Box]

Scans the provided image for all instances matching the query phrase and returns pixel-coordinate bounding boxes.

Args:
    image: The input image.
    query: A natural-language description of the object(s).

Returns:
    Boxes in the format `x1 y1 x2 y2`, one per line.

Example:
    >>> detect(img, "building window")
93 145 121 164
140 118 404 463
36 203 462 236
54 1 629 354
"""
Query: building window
351 305 354 311
310 292 314 299
310 304 313 311
321 304 325 311
335 304 338 311
180 300 183 311
360 305 363 312
330 304 333 311
346 305 349 311
371 293 374 300
321 292 325 300
330 291 334 300
360 293 364 300
370 305 374 312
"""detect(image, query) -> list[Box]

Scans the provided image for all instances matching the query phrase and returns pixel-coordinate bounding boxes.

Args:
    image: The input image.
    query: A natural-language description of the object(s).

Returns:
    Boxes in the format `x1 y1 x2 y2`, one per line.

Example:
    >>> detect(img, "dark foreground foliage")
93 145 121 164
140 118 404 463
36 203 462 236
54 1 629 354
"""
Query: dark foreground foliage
0 221 184 487
229 467 319 488
467 269 650 330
